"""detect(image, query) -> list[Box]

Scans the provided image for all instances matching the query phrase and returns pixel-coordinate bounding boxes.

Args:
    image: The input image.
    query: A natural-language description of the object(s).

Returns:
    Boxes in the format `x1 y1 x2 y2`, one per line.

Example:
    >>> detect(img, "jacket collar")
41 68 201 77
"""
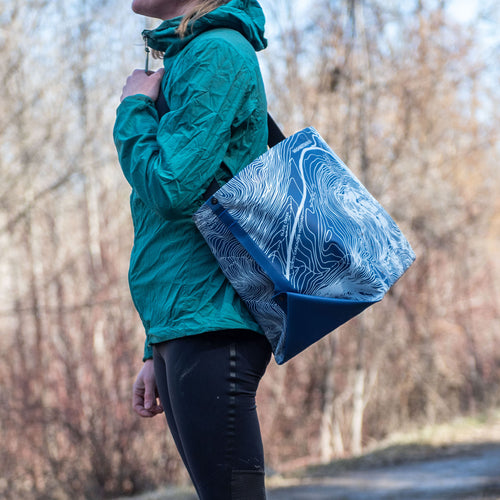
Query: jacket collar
142 0 267 58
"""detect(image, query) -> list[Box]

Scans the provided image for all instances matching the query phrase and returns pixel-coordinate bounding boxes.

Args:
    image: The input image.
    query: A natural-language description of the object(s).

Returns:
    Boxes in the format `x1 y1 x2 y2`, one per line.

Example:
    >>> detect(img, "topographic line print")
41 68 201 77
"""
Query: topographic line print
193 127 415 360
285 143 310 280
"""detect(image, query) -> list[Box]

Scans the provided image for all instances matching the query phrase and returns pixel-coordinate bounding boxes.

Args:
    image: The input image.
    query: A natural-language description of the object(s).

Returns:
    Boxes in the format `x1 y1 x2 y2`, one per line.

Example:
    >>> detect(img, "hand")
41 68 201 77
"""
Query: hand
120 68 165 102
132 359 164 418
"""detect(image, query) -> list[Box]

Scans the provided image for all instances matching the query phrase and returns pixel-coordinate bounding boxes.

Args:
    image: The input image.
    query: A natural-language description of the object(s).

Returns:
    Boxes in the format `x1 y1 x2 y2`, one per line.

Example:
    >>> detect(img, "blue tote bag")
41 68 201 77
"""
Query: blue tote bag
193 126 415 364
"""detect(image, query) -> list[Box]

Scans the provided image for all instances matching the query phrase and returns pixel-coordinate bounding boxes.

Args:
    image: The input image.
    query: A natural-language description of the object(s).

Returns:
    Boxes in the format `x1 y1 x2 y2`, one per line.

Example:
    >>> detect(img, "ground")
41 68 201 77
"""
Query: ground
267 443 500 499
115 410 500 500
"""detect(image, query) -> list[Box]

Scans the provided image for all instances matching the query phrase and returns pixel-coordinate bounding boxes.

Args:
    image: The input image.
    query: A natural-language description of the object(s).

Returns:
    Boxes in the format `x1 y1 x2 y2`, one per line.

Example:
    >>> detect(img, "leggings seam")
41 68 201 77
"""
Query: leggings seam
225 341 237 466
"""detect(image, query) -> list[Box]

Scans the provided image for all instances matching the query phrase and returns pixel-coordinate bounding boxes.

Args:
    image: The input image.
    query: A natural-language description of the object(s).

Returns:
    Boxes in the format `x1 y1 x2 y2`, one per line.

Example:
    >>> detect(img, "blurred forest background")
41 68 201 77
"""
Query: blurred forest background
1 0 499 498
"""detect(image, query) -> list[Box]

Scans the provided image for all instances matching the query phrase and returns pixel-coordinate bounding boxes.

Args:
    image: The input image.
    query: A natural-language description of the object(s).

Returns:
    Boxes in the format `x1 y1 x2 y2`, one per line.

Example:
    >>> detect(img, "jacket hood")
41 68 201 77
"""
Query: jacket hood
142 0 267 58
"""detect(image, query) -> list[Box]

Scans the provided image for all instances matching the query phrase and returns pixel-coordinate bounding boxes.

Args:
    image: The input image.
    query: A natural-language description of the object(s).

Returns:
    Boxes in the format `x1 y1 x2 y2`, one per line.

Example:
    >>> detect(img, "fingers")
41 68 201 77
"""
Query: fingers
132 361 164 418
133 385 163 417
120 68 165 102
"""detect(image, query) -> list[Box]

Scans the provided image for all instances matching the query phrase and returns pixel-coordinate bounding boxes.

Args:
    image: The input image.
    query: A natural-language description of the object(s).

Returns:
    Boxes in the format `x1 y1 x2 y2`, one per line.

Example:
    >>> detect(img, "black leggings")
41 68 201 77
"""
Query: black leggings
153 330 272 500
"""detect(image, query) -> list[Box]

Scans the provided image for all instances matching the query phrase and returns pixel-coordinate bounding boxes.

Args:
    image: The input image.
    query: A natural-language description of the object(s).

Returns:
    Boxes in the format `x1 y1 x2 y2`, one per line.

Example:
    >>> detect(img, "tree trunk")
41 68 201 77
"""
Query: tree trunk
351 319 366 455
319 335 339 462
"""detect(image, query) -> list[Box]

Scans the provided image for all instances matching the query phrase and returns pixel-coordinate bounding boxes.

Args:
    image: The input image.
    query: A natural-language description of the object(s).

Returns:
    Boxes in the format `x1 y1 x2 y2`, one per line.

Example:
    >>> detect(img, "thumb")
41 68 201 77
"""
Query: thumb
152 68 165 81
142 364 157 410
144 379 155 410
147 68 165 101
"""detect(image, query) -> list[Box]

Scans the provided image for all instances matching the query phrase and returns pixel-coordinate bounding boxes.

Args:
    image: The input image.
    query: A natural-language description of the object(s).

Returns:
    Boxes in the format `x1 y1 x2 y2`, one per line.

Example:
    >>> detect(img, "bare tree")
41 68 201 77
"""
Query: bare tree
1 0 499 496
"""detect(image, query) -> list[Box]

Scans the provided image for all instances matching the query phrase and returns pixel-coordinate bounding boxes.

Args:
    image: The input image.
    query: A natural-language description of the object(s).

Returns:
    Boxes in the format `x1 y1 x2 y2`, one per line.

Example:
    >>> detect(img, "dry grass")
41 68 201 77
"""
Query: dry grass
376 408 500 449
269 408 500 483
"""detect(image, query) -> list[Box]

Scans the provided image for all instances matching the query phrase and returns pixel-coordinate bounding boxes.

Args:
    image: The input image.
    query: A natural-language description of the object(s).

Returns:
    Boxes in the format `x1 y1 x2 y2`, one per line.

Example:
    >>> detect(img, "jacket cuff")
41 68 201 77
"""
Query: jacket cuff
143 336 154 361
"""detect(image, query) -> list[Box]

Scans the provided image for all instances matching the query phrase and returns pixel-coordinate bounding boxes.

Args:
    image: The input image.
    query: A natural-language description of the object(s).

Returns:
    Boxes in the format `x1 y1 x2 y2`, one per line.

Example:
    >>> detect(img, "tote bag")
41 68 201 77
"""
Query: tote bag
193 126 415 364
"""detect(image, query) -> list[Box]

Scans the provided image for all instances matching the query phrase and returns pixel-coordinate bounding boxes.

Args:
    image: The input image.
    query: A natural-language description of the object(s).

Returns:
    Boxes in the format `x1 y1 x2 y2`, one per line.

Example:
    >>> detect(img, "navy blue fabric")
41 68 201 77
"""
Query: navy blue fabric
282 292 374 361
153 330 271 500
205 201 378 362
194 127 416 364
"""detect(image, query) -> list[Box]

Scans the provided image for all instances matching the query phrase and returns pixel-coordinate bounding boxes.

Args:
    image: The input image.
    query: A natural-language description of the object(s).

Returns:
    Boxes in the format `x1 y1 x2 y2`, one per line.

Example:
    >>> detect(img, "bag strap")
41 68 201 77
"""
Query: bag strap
267 113 286 147
201 113 285 200
155 87 169 117
208 199 294 295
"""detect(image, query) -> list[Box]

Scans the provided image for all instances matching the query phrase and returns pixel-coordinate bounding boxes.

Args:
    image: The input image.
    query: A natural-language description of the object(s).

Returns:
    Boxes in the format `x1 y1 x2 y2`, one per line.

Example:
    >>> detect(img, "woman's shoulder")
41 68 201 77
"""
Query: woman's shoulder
184 28 257 63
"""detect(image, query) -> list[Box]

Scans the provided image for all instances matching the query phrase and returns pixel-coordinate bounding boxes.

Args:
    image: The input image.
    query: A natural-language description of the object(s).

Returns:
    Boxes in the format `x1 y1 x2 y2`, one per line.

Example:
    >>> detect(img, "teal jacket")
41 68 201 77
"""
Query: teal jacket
113 0 268 359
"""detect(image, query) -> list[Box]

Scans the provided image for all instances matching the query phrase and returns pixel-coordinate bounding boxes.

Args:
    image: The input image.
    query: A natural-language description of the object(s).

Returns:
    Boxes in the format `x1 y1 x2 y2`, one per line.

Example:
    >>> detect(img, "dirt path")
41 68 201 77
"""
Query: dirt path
267 443 500 499
118 443 500 500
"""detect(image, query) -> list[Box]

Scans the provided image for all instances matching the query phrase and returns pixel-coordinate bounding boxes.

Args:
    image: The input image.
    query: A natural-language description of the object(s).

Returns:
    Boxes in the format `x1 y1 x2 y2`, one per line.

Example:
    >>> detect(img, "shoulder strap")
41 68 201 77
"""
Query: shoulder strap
155 87 169 117
267 113 286 147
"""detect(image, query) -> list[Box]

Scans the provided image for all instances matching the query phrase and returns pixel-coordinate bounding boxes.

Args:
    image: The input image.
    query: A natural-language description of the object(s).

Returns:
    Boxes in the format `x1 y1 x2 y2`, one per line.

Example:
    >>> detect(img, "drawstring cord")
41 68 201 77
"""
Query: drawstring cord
143 35 150 73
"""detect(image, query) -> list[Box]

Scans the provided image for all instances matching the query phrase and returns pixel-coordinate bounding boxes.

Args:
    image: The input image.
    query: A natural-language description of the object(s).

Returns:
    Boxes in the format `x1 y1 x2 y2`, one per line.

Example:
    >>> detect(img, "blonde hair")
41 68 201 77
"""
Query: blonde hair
178 0 231 37
152 0 231 58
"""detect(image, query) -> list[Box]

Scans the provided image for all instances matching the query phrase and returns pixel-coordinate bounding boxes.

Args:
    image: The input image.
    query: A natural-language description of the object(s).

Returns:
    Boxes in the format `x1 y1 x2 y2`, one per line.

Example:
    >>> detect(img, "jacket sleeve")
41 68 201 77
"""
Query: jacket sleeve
143 338 153 362
113 39 259 219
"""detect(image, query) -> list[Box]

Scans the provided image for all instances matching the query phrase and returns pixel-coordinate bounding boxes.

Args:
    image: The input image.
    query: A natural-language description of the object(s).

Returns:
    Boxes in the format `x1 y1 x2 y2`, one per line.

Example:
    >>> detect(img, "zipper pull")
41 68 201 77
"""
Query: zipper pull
143 35 150 73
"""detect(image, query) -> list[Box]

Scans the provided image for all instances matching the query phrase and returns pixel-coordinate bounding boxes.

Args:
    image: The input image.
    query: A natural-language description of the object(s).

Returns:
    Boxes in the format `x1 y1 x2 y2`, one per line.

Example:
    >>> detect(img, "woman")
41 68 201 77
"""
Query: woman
113 0 271 498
